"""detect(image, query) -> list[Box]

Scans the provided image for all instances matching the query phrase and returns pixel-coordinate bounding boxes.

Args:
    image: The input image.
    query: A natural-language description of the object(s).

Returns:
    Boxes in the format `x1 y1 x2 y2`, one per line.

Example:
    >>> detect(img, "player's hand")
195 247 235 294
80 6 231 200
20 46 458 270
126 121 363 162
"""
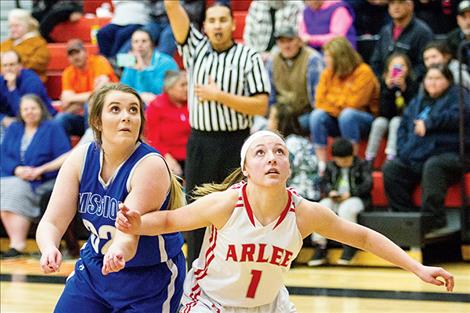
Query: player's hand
195 77 220 102
102 246 125 275
415 265 454 292
39 246 62 274
115 203 142 235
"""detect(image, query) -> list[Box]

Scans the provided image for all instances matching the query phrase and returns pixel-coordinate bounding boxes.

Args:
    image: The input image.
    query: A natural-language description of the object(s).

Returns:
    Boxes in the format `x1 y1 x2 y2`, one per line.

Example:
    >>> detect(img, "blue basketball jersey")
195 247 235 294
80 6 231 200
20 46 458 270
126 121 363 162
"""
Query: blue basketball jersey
78 141 184 267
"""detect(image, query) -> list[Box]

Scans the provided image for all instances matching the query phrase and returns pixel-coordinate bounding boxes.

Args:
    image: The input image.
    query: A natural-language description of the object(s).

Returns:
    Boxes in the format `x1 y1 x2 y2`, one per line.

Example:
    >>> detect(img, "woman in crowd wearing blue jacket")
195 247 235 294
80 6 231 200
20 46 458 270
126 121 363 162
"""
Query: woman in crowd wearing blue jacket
0 94 71 258
383 64 463 231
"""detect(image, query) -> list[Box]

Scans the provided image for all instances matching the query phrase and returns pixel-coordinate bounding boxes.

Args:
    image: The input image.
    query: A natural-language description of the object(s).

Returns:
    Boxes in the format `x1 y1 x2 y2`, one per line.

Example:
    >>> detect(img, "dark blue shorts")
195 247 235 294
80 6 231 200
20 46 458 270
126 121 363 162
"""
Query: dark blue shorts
54 251 186 313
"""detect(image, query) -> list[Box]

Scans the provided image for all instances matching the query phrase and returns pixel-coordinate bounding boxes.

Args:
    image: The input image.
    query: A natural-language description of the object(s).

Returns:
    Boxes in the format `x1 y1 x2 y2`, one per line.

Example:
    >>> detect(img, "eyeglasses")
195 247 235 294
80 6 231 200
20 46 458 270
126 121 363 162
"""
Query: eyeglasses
1 62 19 67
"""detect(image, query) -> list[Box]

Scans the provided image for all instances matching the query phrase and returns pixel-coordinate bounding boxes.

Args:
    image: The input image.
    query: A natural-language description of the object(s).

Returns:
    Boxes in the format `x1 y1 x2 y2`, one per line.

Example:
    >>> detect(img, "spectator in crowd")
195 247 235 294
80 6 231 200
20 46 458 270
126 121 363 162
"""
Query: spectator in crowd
164 0 270 267
0 9 50 82
0 94 70 258
120 29 178 104
299 0 357 51
97 0 150 59
32 0 83 43
268 103 321 202
365 52 419 166
309 36 379 174
308 138 372 266
1 50 56 133
145 71 189 177
266 25 324 132
446 0 470 66
57 39 118 137
414 0 458 35
243 0 304 60
350 0 389 36
423 41 470 90
370 0 434 81
383 64 463 231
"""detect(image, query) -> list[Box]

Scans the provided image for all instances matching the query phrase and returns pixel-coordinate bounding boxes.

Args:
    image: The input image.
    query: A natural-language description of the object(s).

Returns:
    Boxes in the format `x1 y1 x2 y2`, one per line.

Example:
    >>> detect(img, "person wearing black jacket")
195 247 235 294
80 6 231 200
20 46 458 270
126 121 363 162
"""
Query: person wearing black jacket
32 0 83 43
383 64 465 232
370 0 433 81
308 138 372 267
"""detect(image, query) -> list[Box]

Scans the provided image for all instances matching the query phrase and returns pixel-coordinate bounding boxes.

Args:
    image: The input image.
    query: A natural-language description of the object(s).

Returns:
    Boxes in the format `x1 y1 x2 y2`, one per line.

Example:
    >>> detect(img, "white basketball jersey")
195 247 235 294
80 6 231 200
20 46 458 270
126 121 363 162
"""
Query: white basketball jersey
187 182 304 308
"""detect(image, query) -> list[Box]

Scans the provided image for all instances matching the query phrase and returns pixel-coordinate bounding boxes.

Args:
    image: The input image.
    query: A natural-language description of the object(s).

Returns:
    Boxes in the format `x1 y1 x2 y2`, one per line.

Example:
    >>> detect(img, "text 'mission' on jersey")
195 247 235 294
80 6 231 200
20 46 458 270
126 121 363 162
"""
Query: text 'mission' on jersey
78 142 184 267
178 25 270 132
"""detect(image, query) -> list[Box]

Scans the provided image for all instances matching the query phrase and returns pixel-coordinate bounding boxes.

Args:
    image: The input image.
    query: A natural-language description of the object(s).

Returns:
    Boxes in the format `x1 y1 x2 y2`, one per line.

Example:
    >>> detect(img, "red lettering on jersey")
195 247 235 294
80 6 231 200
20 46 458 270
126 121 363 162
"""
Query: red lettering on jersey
256 243 269 263
269 245 283 265
226 244 238 261
280 249 293 267
240 244 256 262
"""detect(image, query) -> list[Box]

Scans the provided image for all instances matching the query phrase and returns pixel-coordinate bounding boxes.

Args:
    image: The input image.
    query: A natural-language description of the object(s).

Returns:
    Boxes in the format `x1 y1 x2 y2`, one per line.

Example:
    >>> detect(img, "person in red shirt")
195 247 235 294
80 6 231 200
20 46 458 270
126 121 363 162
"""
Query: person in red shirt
145 71 189 177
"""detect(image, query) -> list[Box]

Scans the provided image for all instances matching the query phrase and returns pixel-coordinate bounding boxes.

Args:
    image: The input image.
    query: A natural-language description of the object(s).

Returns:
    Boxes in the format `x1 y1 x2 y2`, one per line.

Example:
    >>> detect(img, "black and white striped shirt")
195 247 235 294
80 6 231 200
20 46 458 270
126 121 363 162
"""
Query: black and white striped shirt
177 25 270 132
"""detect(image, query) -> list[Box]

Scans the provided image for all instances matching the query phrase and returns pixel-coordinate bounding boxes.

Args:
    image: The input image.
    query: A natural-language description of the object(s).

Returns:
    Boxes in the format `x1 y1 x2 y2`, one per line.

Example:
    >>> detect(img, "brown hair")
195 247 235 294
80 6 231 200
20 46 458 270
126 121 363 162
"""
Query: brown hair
383 52 414 80
323 36 363 78
168 173 186 210
17 94 50 124
88 83 146 146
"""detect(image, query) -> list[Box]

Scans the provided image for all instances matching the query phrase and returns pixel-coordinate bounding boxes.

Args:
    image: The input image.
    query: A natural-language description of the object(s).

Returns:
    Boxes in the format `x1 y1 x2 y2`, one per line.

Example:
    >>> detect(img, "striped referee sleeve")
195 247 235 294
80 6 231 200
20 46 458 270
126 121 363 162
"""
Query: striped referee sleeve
178 24 206 70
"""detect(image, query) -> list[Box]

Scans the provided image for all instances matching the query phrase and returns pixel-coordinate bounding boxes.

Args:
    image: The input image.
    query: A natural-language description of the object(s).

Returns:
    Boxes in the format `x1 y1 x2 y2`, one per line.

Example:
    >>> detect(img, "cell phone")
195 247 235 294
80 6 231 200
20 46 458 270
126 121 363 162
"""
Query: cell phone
116 53 136 68
391 64 403 78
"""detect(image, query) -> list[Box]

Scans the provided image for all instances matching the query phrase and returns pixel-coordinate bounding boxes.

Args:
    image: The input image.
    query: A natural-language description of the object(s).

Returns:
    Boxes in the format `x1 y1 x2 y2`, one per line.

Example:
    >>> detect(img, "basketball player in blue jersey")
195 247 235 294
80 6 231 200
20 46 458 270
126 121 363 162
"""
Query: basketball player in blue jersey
36 83 186 312
113 130 454 312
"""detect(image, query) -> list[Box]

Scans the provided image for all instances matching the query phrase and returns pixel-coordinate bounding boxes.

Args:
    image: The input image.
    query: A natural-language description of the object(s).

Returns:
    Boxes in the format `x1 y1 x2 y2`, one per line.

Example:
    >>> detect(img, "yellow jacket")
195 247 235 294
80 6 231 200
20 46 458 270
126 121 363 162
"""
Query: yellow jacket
315 63 379 117
1 35 50 82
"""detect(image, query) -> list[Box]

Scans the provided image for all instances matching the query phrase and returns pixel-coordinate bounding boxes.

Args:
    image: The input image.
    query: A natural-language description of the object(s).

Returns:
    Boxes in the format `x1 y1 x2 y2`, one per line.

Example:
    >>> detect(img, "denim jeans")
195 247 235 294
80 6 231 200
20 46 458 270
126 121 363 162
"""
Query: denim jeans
97 23 142 58
309 108 374 146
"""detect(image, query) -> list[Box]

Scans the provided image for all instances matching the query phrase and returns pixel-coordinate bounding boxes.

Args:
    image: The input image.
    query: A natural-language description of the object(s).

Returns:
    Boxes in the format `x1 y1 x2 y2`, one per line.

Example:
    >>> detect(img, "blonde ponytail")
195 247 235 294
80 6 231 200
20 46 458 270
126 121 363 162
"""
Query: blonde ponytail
168 174 186 210
192 168 245 199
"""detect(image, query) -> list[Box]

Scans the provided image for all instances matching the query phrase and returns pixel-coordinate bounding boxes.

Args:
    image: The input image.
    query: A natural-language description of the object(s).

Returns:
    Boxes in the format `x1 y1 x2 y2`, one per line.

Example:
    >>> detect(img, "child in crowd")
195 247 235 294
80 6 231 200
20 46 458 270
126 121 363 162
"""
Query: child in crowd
422 41 470 90
309 138 372 266
268 104 321 201
365 52 418 166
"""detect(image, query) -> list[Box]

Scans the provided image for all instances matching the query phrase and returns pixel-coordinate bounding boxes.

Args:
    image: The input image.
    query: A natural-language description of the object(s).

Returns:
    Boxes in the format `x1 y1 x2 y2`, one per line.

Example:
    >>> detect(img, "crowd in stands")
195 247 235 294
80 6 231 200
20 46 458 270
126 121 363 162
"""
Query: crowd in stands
1 0 469 265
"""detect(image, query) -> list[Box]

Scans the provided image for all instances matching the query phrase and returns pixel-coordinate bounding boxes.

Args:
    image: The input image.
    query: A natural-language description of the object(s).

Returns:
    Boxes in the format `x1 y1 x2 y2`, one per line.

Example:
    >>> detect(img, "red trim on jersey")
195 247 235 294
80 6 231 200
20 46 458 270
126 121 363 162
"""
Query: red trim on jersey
242 184 256 227
186 225 219 310
194 226 218 279
273 190 292 229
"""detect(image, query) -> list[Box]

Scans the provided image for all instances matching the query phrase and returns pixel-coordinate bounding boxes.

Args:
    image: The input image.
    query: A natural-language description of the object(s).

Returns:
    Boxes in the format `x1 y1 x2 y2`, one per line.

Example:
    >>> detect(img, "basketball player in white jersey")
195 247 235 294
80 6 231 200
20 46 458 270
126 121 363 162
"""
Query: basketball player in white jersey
110 130 454 312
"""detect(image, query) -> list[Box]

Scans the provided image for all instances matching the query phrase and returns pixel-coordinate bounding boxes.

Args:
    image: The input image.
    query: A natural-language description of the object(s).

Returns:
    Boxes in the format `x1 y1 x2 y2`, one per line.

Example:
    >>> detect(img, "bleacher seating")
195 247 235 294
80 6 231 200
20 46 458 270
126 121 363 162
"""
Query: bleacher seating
83 0 113 14
49 16 111 43
233 11 247 42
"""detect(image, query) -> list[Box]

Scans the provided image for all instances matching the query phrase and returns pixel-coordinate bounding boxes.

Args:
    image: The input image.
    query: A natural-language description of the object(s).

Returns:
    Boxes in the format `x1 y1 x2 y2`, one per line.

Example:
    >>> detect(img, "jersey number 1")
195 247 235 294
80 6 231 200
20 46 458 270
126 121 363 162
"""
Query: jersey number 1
246 269 262 299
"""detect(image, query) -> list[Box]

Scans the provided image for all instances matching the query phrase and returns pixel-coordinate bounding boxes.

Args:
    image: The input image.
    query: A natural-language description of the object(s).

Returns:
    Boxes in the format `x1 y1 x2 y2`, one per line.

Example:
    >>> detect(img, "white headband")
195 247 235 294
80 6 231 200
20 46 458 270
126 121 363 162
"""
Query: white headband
240 130 285 170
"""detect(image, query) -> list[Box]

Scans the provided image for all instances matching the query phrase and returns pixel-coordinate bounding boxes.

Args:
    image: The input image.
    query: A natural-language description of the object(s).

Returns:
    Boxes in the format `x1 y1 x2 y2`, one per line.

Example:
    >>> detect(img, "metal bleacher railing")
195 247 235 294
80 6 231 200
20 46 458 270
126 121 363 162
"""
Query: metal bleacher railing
458 40 470 246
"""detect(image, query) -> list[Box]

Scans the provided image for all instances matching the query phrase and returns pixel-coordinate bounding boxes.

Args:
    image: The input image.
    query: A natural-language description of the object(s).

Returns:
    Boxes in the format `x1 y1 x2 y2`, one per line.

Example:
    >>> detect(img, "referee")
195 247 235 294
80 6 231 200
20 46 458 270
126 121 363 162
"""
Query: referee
165 0 270 267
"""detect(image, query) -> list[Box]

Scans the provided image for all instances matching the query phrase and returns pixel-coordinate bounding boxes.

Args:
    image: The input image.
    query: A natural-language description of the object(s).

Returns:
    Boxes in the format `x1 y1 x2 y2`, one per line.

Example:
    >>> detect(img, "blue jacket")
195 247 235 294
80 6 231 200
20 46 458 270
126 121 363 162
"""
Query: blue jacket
397 85 462 168
0 69 56 123
1 120 71 190
120 50 178 96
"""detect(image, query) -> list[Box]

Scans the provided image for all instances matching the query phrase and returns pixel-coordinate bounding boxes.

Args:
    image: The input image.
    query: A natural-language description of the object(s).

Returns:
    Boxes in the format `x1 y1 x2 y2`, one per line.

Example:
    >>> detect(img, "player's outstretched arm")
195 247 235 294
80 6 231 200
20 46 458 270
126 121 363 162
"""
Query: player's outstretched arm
36 145 85 274
116 189 238 236
102 155 172 275
297 200 454 292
